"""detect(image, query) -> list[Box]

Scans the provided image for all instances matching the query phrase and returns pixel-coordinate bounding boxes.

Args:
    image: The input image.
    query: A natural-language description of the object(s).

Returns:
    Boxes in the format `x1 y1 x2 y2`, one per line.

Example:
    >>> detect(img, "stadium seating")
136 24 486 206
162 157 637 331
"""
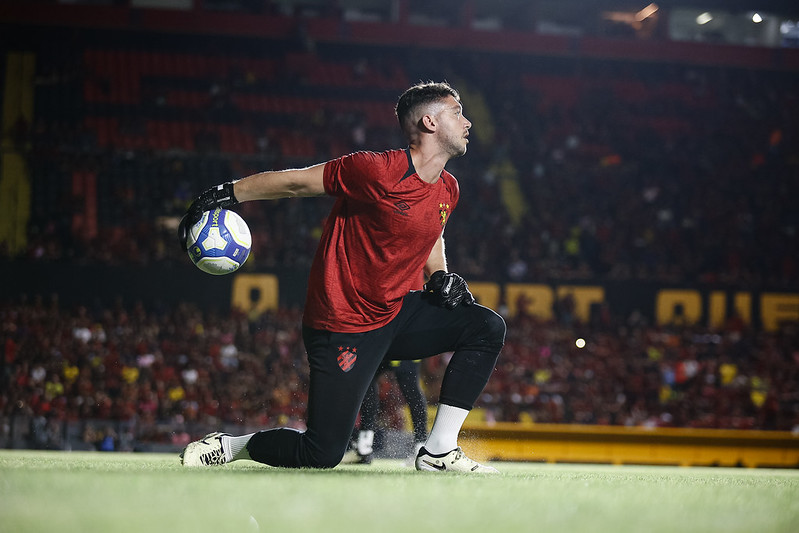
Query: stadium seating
1 16 797 450
15 28 797 289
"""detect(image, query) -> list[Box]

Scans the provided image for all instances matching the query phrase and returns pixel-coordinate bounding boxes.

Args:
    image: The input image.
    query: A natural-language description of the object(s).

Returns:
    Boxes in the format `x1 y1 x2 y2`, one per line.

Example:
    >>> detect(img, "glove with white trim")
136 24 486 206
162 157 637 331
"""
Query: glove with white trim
424 270 476 309
178 182 238 251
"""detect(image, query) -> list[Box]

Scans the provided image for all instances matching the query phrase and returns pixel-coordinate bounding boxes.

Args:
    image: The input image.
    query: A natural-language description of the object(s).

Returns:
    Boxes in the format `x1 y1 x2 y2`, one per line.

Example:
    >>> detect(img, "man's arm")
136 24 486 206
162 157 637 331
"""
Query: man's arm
179 163 327 251
424 234 447 277
234 163 327 201
423 233 475 308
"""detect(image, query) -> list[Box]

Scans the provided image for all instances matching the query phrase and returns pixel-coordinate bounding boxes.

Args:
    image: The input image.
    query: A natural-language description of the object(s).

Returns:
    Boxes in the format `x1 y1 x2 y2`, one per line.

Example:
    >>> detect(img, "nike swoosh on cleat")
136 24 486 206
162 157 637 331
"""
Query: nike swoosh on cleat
422 460 447 471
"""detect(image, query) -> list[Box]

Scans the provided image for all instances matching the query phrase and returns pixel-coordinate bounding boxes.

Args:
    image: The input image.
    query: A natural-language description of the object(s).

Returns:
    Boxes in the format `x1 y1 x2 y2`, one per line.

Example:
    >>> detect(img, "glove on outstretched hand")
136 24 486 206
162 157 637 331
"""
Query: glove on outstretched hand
178 182 238 251
424 270 476 309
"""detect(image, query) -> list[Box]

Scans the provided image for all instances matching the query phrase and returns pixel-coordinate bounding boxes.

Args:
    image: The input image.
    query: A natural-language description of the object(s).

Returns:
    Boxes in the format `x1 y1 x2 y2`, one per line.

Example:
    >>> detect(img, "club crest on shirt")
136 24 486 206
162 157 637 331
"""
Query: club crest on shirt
438 203 450 226
337 346 357 372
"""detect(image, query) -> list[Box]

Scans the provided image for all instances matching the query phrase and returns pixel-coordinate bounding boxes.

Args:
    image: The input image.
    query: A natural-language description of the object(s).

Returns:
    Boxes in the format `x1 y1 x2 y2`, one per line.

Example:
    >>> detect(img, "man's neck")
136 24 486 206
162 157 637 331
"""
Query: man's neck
408 146 447 183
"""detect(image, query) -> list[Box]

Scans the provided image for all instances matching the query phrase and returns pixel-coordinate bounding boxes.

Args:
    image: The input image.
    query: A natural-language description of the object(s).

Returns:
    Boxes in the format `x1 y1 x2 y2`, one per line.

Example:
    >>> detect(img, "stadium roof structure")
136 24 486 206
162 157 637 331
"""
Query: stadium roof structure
664 0 799 16
3 0 799 52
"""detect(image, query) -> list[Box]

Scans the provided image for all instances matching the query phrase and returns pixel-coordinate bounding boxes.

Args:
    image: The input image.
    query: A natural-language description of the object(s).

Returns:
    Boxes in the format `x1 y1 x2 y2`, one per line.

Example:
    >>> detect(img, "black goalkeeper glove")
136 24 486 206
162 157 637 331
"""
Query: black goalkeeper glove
424 270 476 309
178 182 238 252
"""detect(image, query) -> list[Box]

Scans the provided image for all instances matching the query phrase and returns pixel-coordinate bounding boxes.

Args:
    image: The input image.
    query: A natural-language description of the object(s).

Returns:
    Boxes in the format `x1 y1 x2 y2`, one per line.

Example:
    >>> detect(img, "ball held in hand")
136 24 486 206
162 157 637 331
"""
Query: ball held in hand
185 208 252 275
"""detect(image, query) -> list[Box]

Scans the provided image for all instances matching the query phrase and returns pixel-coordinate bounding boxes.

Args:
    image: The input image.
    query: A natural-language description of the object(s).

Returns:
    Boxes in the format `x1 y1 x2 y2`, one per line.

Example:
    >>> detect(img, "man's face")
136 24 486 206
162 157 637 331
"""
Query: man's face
433 96 472 158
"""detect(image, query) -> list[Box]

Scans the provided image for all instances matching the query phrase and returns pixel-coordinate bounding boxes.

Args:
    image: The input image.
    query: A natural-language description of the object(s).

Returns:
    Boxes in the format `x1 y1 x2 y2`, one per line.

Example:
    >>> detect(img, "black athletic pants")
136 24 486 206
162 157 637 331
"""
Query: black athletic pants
246 291 506 468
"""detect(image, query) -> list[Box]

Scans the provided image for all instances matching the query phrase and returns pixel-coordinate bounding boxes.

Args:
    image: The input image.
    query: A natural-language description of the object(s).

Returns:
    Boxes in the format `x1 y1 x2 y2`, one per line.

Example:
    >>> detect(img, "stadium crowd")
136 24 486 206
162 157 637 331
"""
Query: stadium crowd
1 27 798 449
0 297 310 449
8 31 798 291
1 295 797 450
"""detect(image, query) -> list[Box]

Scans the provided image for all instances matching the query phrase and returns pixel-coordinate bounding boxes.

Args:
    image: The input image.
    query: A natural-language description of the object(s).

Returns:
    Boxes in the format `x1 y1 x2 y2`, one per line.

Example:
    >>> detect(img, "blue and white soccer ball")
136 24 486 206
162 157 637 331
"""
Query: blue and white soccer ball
186 208 252 275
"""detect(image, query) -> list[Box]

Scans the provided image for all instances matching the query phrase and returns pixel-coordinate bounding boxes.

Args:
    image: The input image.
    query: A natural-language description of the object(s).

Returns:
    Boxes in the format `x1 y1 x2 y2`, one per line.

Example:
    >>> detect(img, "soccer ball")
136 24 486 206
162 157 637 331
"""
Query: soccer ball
186 208 252 275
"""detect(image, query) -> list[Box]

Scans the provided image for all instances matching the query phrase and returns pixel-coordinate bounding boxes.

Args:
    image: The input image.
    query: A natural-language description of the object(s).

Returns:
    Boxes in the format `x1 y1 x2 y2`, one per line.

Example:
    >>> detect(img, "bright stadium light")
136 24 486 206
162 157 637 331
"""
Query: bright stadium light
635 3 659 22
575 338 586 349
603 3 658 28
696 12 713 25
752 13 763 23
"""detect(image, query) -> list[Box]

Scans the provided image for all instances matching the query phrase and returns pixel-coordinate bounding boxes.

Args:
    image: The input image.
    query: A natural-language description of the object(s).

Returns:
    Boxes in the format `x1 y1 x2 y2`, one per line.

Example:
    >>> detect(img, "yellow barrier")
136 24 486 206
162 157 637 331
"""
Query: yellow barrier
457 421 799 468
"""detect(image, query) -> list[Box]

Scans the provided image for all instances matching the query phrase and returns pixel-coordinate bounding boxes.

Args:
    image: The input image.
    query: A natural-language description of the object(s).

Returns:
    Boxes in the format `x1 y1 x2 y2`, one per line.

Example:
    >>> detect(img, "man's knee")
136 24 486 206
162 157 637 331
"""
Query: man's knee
484 308 507 345
300 433 350 469
306 450 344 469
466 306 506 350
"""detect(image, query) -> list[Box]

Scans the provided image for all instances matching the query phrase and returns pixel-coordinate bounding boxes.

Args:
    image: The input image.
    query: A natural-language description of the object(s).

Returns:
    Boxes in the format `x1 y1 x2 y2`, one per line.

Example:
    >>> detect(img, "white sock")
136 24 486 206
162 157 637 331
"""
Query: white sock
423 404 469 455
221 433 255 462
356 430 374 455
411 441 424 457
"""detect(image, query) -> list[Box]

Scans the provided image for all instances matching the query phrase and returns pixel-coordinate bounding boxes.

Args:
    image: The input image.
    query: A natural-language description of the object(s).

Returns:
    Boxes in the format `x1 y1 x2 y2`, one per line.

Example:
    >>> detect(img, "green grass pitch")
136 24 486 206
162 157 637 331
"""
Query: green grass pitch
1 450 797 533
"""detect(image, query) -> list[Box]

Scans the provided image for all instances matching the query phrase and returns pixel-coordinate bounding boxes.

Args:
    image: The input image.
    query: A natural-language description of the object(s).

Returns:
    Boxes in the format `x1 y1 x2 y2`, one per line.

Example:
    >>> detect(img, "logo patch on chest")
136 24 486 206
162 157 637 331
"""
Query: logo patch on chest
394 201 411 216
439 203 450 226
337 346 357 372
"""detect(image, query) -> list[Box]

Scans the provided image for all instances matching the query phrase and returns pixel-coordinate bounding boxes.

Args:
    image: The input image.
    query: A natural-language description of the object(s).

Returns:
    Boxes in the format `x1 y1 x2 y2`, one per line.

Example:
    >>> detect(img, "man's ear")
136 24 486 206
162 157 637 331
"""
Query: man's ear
419 113 436 133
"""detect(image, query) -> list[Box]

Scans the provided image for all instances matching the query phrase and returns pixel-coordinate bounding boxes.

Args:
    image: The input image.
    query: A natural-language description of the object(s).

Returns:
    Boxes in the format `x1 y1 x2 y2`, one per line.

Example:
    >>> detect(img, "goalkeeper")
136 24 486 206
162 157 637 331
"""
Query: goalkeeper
179 81 505 473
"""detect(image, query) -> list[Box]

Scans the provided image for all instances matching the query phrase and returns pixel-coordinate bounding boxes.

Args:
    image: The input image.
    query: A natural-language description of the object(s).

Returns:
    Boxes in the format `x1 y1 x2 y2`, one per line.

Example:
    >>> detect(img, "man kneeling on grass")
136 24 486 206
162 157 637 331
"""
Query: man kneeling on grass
178 81 505 473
